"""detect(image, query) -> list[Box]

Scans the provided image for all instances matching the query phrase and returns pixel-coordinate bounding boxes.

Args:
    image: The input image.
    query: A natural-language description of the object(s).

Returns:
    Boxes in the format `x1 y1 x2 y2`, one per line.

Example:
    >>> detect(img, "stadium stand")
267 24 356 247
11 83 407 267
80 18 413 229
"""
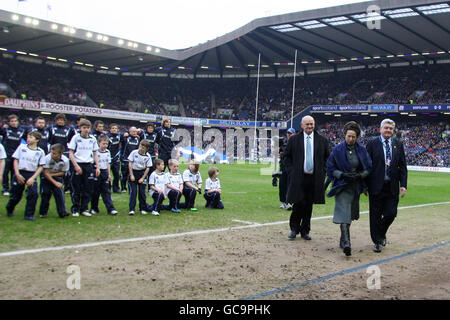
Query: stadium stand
1 55 449 122
1 110 448 167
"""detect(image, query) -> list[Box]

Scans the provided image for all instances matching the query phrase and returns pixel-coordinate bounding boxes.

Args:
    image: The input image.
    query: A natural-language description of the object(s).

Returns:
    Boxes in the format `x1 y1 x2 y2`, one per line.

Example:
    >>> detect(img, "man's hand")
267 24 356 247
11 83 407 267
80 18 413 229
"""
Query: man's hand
400 187 407 198
95 168 100 177
138 178 144 184
75 165 83 175
130 175 135 182
54 182 63 189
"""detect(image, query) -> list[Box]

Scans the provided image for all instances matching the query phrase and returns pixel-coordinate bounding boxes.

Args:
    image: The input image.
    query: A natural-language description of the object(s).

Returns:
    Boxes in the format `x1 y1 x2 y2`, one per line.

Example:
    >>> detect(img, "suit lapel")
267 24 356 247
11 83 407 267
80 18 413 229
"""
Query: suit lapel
391 137 398 163
376 137 384 160
313 131 319 158
299 131 305 165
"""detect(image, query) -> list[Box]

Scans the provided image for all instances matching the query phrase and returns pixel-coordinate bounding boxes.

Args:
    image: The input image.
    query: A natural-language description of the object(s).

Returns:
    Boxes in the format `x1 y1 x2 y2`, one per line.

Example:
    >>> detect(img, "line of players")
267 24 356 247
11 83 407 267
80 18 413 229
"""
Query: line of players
0 113 224 220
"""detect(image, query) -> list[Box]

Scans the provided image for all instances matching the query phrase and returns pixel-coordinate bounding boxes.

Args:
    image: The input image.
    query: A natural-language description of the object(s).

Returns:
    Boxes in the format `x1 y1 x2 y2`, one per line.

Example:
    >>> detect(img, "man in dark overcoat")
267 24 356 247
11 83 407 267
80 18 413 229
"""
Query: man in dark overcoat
284 115 331 240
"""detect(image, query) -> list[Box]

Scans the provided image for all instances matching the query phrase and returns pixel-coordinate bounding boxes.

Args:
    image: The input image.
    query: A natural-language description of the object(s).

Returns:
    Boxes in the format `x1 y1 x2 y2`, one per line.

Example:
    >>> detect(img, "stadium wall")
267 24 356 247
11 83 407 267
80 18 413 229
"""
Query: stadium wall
407 166 450 173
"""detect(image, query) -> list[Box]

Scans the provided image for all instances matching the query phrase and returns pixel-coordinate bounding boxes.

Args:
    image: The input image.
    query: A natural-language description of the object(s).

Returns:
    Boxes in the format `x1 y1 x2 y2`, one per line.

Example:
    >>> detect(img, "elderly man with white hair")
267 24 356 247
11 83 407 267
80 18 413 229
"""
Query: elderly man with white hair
283 115 331 241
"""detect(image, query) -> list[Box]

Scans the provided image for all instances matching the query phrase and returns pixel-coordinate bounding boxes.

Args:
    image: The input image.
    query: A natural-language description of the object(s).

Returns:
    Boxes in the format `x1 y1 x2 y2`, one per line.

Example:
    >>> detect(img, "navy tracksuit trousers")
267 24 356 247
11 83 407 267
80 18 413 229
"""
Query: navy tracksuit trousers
128 169 148 212
180 185 197 209
150 191 165 212
71 163 95 214
2 157 13 193
91 169 116 214
39 176 67 217
167 189 182 210
6 170 39 217
110 158 121 193
204 191 224 209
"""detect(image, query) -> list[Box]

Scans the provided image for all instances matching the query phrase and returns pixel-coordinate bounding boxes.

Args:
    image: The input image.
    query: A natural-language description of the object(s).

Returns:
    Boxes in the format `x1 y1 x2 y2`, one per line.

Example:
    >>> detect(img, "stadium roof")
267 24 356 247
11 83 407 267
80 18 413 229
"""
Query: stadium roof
0 0 449 76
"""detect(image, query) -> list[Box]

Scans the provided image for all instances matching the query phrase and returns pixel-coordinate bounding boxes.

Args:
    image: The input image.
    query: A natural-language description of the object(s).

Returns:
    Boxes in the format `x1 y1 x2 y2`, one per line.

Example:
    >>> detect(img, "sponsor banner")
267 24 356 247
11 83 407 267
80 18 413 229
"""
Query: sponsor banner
208 119 258 127
398 104 450 112
0 98 158 121
207 120 284 128
407 166 450 173
0 97 41 109
310 105 369 112
370 104 397 111
169 116 208 125
0 98 285 127
310 104 398 113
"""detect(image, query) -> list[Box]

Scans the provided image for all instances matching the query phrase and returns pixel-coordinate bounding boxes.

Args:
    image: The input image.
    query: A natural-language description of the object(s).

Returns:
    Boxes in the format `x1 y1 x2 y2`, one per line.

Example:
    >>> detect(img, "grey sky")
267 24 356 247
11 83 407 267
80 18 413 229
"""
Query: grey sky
1 0 369 50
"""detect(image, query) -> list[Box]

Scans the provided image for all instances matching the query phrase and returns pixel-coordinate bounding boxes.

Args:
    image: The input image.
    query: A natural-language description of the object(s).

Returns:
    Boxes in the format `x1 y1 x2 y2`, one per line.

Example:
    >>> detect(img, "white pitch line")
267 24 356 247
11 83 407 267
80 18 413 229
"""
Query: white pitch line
232 219 260 225
0 201 449 258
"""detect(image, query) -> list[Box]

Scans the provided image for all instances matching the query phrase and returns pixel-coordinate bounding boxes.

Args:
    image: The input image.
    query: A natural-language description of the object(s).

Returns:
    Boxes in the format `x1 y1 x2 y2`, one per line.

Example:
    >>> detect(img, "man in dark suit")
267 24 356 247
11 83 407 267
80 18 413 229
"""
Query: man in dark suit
366 119 407 253
284 116 331 240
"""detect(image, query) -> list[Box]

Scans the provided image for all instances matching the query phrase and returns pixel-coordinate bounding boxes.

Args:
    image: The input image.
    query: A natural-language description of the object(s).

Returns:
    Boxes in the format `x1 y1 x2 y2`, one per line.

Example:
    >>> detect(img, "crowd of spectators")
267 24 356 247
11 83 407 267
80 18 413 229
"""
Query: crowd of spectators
316 118 449 167
1 55 449 122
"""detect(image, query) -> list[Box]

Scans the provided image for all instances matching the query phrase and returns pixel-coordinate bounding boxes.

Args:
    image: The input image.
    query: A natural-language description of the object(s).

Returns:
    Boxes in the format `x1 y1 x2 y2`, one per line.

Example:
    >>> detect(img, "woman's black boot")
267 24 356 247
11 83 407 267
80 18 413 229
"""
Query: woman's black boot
340 224 351 256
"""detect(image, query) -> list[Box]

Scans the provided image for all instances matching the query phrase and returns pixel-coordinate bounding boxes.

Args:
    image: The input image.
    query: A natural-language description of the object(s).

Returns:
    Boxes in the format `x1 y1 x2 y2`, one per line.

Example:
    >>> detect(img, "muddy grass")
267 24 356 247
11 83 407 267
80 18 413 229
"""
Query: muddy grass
0 205 448 300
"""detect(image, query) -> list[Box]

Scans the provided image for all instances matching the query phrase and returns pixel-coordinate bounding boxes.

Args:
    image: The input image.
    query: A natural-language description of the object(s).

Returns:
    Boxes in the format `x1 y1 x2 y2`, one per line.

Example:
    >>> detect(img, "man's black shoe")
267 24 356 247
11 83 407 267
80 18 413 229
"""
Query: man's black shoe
381 237 386 247
373 243 382 253
301 234 312 240
288 231 297 240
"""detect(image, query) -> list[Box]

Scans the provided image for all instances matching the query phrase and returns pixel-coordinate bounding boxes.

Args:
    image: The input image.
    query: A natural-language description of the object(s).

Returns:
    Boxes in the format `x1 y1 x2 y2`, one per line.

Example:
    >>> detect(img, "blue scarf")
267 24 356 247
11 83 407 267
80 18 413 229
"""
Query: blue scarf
326 141 372 197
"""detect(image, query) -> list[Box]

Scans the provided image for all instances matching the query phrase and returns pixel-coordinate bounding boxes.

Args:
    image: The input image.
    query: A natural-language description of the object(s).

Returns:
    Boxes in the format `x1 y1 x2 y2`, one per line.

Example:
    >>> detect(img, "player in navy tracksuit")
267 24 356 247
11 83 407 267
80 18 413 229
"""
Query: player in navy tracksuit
6 131 46 220
90 135 118 215
120 127 140 191
38 143 70 218
91 120 105 141
140 122 158 172
30 116 50 154
107 123 122 193
140 122 158 191
155 118 176 171
48 113 76 193
0 114 29 195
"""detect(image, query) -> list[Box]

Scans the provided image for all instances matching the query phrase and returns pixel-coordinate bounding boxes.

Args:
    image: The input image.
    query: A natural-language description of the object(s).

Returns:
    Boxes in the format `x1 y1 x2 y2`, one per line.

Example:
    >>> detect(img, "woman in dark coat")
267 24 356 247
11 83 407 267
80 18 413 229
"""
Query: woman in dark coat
326 121 372 256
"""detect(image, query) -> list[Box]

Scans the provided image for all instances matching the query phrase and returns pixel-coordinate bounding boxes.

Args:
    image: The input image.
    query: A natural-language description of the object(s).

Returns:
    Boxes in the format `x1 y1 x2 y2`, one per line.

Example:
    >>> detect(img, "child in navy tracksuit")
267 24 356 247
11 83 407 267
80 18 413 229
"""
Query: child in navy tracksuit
180 160 202 211
6 131 46 220
204 166 224 209
164 159 183 213
148 158 167 216
39 143 70 218
128 139 152 215
68 119 100 217
90 135 118 215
